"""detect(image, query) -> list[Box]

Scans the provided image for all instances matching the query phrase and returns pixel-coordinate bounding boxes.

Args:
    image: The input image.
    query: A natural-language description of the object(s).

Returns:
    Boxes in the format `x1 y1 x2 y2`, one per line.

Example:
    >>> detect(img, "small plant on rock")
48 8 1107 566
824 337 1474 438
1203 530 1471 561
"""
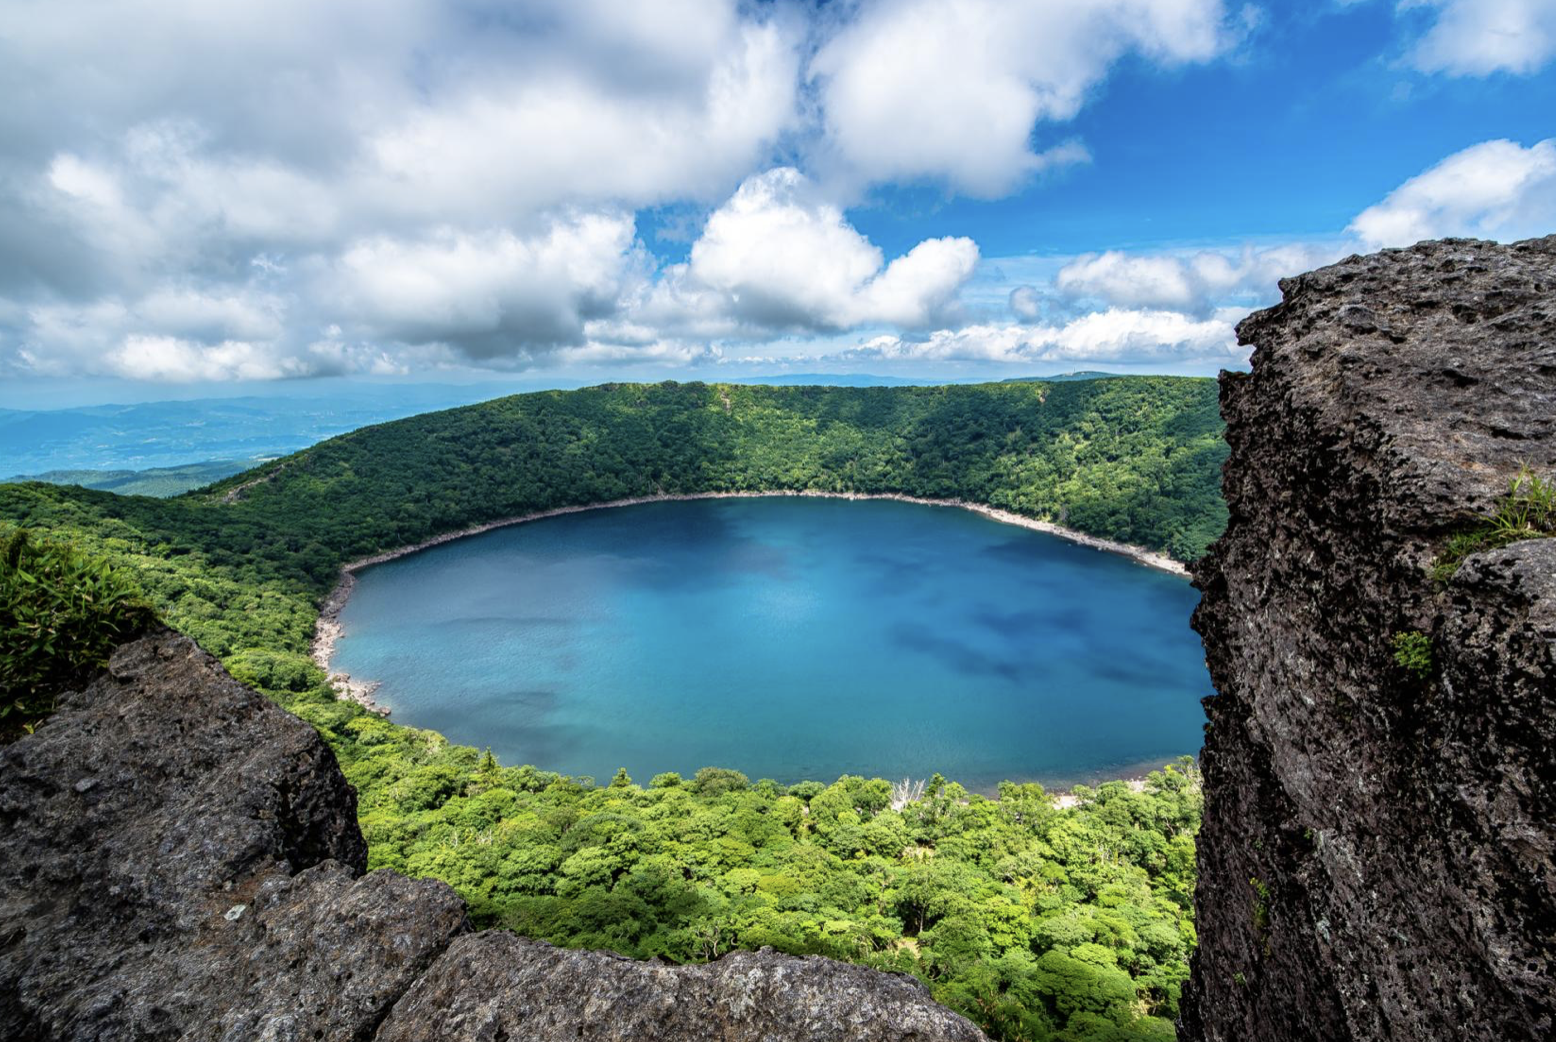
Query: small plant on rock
1392 630 1433 680
1249 877 1272 935
1433 466 1556 581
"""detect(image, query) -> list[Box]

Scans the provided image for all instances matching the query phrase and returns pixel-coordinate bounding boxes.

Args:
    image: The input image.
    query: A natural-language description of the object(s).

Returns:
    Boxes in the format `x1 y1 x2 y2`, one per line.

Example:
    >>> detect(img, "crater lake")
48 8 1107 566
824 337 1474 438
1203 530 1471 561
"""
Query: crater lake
329 496 1210 790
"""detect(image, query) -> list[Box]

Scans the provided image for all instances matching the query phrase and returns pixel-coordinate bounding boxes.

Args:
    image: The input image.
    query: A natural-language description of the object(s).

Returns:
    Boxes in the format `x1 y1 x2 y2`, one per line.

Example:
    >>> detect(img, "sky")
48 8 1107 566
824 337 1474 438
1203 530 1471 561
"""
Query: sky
1 0 1553 405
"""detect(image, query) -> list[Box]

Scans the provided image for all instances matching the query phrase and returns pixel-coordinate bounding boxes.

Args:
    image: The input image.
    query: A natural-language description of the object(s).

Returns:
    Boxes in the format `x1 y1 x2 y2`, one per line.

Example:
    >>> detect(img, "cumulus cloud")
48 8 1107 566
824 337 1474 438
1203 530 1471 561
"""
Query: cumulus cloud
332 214 641 359
0 0 1258 381
1052 243 1348 315
809 0 1229 195
655 168 979 333
11 4 798 291
979 132 1556 374
4 164 986 380
0 1 803 313
1403 0 1556 76
553 338 720 369
1009 286 1046 322
134 287 286 344
360 17 802 225
0 0 802 210
108 335 308 382
911 131 1554 382
1348 138 1556 247
13 286 359 382
834 309 1240 367
1024 135 1556 342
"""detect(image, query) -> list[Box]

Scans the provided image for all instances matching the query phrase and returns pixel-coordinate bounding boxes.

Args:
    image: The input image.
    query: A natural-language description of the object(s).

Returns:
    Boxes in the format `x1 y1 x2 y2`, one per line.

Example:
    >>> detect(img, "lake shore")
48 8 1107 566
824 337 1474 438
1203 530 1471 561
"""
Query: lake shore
309 489 1191 713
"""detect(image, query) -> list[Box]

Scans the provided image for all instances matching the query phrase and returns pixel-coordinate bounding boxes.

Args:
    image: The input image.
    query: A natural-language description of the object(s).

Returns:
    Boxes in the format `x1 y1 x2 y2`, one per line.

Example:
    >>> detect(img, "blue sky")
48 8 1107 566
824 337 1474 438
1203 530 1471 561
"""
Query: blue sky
847 3 1551 254
0 0 1552 405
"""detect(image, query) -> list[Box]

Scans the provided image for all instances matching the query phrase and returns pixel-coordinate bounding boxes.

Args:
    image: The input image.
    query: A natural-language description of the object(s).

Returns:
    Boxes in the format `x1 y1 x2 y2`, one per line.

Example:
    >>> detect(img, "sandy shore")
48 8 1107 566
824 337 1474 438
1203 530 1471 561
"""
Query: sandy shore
1051 778 1150 809
309 490 1191 713
312 571 392 714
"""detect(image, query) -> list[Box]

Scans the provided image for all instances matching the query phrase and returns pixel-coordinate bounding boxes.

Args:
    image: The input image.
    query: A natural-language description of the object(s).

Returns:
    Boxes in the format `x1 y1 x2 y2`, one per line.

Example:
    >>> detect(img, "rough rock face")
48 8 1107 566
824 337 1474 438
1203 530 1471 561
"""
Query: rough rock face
0 628 987 1042
378 932 982 1042
0 629 468 1042
1181 237 1556 1041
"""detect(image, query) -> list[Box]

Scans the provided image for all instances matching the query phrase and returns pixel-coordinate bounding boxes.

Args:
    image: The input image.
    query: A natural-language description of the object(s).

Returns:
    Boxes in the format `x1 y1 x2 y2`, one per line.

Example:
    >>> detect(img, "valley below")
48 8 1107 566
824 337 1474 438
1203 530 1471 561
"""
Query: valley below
2 375 1224 1039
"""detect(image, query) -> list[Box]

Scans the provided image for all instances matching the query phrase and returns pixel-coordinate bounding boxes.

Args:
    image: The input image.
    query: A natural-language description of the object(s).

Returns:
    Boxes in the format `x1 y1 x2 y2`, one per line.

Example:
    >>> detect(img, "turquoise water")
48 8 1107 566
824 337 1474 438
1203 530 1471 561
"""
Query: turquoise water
331 497 1209 790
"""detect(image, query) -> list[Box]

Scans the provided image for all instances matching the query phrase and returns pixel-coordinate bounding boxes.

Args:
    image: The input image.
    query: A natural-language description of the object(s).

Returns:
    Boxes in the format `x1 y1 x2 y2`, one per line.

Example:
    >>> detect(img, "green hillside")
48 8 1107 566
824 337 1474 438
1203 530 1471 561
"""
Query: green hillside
0 377 1225 1041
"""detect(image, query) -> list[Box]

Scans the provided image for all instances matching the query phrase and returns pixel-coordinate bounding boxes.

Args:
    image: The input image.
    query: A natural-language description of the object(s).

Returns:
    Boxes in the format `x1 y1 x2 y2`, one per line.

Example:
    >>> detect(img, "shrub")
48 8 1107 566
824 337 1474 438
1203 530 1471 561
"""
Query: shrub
690 766 750 797
1 527 157 739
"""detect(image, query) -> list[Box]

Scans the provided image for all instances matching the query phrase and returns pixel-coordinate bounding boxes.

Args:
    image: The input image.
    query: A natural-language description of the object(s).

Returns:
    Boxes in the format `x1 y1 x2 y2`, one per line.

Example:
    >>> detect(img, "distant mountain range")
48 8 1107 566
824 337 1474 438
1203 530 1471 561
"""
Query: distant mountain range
1001 371 1122 382
6 459 262 498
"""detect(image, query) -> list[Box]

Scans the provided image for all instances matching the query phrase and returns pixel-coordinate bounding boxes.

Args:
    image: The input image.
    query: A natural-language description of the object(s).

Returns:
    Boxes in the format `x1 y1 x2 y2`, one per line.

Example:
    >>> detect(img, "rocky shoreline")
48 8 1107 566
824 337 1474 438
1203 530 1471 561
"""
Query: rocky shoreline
312 571 389 715
309 490 1189 714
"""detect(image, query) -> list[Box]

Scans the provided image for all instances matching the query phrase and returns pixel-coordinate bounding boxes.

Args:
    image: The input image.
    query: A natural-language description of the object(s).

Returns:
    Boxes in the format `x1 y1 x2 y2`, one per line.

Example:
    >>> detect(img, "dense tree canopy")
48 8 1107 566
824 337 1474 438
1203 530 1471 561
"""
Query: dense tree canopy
0 378 1223 1039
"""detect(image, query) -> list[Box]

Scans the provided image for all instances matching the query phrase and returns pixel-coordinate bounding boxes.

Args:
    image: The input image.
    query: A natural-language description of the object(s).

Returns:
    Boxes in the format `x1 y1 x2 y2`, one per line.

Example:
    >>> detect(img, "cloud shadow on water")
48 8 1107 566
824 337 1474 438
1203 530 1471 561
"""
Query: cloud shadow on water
582 504 798 590
850 548 935 598
890 620 1025 683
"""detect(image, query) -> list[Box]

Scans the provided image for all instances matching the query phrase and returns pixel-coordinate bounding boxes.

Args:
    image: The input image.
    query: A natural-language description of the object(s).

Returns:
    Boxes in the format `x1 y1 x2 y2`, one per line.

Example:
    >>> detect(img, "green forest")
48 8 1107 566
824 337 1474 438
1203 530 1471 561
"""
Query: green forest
0 377 1225 1041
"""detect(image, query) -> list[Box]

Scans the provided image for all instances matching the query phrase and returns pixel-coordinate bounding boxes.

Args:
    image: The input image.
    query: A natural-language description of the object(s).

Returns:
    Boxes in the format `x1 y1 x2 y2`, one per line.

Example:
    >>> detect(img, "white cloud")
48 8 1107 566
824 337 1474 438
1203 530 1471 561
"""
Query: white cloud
16 285 378 382
305 337 410 378
1348 137 1556 247
856 238 985 327
1030 135 1556 329
42 124 341 291
3 1 802 299
7 168 983 379
0 0 1259 380
835 308 1240 366
1403 0 1556 75
332 214 640 358
809 0 1228 195
682 169 888 328
26 287 283 354
651 168 979 333
1053 243 1347 314
361 17 802 224
109 335 307 382
553 338 719 369
1010 285 1046 321
136 287 285 344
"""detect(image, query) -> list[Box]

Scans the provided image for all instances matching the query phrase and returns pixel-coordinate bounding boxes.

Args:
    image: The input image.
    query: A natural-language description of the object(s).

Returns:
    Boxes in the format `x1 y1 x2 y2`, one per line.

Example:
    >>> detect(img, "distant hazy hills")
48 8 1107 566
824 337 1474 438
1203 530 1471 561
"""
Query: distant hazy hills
6 459 261 498
0 386 526 478
1001 371 1121 382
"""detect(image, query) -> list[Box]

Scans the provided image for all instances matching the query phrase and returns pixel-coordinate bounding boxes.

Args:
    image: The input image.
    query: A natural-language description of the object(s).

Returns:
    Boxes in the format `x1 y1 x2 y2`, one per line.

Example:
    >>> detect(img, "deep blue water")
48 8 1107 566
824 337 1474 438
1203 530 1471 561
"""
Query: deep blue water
331 497 1210 790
